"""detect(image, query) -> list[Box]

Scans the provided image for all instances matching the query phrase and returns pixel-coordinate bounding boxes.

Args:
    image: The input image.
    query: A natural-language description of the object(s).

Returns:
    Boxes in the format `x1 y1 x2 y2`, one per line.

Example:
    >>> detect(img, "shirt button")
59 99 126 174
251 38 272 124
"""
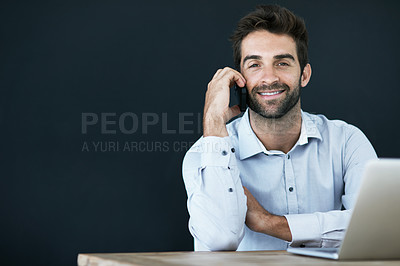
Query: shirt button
222 150 228 156
231 148 235 153
300 244 306 248
289 187 294 192
287 154 291 159
228 188 233 192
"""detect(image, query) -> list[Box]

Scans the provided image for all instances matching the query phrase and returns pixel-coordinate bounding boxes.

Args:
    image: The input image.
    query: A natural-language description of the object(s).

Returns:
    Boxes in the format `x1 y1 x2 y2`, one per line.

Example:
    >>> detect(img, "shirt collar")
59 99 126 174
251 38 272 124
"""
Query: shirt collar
300 110 323 144
237 109 322 160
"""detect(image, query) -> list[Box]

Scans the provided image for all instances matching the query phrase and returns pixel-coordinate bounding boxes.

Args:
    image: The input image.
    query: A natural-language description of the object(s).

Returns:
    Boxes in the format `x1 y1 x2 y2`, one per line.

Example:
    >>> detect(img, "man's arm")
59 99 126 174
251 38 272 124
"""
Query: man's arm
182 67 247 251
183 137 247 250
243 186 292 242
243 124 377 248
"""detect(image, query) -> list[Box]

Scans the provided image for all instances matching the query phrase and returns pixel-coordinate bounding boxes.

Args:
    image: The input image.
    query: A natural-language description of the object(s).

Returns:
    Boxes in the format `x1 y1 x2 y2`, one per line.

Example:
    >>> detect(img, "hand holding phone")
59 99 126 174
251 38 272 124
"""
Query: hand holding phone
203 67 246 137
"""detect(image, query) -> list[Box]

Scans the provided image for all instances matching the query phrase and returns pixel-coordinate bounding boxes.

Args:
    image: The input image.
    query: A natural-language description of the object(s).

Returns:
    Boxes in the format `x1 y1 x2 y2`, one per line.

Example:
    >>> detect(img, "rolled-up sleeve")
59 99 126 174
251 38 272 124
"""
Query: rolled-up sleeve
182 136 247 251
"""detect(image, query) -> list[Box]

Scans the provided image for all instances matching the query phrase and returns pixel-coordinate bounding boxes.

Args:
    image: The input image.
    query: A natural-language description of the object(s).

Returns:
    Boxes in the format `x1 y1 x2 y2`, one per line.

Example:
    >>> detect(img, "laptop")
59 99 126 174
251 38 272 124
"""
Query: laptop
287 158 400 260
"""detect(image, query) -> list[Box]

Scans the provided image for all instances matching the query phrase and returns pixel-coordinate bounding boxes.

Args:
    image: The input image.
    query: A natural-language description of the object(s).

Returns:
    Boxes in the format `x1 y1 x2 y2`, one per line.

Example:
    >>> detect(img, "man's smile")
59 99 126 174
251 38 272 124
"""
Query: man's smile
257 89 285 99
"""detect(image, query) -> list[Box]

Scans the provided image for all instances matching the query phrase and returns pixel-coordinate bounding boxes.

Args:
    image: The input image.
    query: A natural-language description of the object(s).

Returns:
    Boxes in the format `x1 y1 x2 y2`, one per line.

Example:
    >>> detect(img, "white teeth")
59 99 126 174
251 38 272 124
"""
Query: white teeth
260 91 282 96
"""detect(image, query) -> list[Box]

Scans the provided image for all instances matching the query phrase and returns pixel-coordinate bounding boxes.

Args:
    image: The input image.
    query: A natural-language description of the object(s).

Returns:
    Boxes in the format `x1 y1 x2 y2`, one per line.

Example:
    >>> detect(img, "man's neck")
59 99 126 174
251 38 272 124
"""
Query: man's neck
248 102 302 154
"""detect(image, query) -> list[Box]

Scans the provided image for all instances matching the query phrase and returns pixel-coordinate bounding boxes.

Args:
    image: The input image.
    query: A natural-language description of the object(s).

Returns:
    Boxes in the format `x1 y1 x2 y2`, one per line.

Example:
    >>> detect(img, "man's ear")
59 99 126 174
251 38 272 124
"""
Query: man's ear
300 63 312 87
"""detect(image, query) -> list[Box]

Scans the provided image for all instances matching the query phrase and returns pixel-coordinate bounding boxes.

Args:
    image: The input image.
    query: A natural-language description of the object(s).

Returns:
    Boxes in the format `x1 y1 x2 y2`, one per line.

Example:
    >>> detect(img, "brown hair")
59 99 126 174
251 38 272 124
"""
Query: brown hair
230 5 309 72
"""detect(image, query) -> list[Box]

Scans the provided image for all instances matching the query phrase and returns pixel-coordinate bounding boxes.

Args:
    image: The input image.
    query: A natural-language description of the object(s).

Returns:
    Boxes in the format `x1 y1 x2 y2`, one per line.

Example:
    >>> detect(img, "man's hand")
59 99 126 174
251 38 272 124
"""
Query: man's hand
203 67 246 137
243 186 292 242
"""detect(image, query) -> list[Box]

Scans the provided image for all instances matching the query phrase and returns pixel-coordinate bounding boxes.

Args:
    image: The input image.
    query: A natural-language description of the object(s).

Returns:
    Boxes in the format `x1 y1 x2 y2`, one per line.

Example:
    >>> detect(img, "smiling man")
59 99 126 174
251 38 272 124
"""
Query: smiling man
182 5 376 251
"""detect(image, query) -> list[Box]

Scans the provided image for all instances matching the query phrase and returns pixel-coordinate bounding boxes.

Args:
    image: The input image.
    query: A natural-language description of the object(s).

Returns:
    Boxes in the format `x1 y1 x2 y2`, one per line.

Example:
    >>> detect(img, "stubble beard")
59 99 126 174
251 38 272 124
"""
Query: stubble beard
247 80 301 119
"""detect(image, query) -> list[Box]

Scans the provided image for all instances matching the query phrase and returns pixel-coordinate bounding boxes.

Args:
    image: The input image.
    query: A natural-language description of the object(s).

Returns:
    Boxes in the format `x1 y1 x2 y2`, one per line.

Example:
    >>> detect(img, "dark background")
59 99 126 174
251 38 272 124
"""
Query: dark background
1 0 399 265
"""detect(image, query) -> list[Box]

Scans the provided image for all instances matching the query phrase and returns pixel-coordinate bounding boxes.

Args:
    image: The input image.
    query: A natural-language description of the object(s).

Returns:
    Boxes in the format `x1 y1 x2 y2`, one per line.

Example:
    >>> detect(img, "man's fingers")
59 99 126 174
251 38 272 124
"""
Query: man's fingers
212 68 223 79
243 187 260 206
243 186 254 201
232 73 246 88
212 67 246 88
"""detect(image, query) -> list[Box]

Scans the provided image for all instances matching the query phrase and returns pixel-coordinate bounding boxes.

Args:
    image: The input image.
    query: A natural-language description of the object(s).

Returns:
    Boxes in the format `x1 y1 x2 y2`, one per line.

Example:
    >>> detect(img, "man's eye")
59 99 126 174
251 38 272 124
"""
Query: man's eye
249 64 259 68
277 62 289 66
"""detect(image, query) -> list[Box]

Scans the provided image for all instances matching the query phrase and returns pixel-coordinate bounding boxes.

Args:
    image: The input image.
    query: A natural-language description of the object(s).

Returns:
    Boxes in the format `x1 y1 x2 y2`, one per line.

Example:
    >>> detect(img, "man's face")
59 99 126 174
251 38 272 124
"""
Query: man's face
240 30 308 118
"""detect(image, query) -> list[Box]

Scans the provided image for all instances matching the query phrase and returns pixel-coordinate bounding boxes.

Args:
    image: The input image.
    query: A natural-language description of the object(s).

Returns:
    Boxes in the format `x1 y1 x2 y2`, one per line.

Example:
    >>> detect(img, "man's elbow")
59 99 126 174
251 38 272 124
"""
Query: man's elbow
190 224 243 251
206 232 241 251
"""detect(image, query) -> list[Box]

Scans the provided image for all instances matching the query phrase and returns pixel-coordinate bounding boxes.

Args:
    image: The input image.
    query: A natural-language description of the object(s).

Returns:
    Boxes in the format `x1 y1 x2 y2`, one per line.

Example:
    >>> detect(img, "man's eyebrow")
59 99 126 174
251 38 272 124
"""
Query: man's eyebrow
242 54 295 65
242 55 262 65
274 53 295 61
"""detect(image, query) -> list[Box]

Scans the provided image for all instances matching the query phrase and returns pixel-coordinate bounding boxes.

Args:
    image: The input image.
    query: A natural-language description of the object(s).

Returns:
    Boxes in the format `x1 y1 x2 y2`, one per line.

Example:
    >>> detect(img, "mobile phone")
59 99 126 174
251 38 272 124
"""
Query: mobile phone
234 84 248 112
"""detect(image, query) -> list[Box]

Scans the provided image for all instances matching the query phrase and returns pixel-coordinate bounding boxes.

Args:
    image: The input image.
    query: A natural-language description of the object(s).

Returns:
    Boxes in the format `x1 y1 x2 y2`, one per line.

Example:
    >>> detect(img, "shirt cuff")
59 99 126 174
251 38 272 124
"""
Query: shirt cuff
200 136 233 168
285 213 322 247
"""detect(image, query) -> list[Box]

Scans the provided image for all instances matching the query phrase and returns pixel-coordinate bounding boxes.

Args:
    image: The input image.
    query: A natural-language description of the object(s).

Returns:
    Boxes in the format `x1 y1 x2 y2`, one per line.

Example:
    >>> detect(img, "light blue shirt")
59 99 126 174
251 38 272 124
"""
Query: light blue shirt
182 109 377 251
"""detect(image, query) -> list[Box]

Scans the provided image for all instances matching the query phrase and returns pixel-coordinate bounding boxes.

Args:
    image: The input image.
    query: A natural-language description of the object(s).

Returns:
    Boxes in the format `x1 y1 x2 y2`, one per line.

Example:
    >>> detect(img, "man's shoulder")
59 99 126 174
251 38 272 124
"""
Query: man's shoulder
303 111 363 137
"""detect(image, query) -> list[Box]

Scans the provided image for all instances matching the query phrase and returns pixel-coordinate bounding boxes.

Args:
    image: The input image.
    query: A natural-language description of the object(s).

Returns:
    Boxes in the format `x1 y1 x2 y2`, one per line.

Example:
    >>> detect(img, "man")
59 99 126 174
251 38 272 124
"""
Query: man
182 5 376 251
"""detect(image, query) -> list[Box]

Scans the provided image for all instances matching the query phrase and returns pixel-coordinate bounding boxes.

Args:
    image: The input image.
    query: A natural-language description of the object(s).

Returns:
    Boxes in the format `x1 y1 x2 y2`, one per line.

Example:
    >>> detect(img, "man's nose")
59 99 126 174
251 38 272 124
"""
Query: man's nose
260 65 279 85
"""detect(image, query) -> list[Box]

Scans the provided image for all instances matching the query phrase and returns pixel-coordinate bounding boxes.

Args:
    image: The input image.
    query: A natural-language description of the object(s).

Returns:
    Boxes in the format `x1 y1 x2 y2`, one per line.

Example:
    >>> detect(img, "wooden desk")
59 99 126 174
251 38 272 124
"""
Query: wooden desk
78 250 400 266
